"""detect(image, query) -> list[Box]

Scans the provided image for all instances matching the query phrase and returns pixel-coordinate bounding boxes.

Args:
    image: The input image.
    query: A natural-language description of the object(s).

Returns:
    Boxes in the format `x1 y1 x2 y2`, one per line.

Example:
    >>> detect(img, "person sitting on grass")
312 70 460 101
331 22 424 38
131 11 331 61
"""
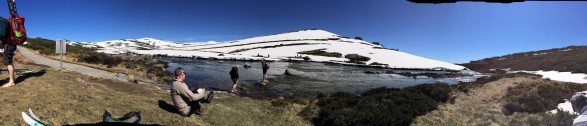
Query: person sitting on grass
170 67 214 116
571 92 587 125
229 66 239 93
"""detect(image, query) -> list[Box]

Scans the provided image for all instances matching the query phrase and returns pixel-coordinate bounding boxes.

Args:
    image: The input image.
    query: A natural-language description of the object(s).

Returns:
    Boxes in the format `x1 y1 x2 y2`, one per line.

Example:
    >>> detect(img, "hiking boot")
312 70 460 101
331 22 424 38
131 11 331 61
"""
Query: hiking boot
193 108 202 115
204 91 214 103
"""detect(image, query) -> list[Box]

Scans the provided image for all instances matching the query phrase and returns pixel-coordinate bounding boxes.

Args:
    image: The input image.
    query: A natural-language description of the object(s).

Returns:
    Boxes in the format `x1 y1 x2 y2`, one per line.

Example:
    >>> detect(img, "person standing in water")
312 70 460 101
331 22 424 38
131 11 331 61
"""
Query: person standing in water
229 66 239 93
261 59 270 83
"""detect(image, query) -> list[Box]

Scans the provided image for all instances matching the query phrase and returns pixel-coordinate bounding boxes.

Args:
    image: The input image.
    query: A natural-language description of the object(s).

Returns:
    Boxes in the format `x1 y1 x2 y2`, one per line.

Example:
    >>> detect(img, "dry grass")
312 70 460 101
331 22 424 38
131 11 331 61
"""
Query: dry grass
0 50 311 125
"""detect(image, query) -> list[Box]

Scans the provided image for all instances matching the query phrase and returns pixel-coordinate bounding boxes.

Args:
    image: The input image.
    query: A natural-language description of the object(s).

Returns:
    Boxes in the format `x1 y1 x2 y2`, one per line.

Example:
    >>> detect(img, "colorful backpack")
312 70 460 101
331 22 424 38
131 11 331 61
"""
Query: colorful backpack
8 14 26 45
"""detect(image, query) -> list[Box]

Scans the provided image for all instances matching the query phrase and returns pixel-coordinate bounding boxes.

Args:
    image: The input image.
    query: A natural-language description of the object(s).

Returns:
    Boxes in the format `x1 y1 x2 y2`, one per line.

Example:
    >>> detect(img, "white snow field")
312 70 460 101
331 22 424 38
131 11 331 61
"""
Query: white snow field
510 70 587 84
73 29 467 71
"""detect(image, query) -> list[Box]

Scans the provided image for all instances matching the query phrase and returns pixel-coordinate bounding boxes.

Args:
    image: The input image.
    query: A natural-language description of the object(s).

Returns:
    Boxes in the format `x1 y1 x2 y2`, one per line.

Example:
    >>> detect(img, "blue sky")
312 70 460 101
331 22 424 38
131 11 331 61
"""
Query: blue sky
6 0 587 63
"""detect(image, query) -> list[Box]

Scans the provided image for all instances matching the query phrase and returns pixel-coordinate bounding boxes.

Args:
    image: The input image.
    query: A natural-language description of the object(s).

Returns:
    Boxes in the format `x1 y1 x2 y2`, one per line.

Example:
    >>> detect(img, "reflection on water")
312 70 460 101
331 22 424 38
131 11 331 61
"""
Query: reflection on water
162 57 476 99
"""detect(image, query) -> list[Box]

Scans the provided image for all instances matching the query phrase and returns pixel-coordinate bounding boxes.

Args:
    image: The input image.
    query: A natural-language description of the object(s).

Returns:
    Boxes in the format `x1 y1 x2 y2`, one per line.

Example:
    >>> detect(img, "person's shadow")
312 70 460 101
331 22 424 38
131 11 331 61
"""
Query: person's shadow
0 69 46 84
158 100 201 117
157 100 178 114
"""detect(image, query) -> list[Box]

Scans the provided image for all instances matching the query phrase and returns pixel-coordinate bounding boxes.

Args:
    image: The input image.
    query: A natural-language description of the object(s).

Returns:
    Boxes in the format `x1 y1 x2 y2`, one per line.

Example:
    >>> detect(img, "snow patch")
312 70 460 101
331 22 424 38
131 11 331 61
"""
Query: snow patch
550 100 576 114
510 70 587 84
561 49 573 52
532 52 548 56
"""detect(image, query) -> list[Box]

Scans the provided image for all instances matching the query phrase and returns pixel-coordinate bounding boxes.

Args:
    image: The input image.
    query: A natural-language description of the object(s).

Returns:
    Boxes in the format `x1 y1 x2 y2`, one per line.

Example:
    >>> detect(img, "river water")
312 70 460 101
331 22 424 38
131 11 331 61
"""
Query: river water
162 57 476 99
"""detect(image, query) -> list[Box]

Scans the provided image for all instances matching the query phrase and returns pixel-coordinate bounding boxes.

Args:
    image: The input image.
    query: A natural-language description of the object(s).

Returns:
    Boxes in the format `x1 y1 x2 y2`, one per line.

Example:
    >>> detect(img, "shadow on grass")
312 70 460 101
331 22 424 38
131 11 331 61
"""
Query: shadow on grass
0 69 46 85
158 100 177 114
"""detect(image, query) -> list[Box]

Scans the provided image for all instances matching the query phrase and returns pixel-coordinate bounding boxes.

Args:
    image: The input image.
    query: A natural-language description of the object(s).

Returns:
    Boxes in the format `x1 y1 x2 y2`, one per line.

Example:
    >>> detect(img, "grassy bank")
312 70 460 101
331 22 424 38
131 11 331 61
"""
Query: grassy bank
0 50 311 125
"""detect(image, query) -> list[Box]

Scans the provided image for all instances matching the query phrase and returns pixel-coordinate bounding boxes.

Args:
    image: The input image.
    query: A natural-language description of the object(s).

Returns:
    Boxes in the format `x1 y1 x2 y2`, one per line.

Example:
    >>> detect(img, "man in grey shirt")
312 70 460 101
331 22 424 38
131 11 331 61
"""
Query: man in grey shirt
170 67 214 116
572 92 587 126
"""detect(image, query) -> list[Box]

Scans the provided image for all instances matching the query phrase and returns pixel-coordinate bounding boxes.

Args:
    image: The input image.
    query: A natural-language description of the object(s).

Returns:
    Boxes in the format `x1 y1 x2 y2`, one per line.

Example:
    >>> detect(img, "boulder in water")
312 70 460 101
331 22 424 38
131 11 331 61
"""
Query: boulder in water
243 64 252 68
285 68 303 76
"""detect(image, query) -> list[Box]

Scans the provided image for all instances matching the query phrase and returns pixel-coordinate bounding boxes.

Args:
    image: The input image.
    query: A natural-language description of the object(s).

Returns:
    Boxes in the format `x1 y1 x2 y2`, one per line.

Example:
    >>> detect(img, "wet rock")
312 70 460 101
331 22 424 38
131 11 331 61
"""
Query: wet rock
243 64 252 68
285 68 303 76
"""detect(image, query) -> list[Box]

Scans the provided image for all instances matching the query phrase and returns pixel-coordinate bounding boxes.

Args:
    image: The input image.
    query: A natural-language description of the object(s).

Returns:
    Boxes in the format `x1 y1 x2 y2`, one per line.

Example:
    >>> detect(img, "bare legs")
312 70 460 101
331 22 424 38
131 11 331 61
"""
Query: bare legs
231 79 238 93
2 64 15 88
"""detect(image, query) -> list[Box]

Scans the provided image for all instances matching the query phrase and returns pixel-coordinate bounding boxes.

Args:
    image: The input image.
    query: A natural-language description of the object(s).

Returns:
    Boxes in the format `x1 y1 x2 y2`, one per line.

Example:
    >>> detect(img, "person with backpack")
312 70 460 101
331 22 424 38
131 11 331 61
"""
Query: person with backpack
170 67 214 116
261 59 270 83
229 66 239 93
0 12 26 88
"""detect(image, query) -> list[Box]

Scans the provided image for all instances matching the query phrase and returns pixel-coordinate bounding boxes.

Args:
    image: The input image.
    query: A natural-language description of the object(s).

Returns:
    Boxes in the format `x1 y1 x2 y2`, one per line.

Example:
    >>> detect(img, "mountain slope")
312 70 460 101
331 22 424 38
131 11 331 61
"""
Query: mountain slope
461 45 587 73
74 29 466 71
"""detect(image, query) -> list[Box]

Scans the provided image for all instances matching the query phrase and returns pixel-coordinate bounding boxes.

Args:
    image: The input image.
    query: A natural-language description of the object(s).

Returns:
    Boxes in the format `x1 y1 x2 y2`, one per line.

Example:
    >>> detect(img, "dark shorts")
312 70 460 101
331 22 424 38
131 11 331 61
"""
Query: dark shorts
230 71 239 79
3 44 17 65
262 68 268 75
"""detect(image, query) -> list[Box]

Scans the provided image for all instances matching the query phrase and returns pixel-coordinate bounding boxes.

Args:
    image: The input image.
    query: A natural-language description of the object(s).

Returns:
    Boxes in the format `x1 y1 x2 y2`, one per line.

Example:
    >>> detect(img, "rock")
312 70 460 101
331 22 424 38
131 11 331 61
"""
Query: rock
364 71 380 74
303 56 311 61
285 68 304 76
243 64 252 68
218 54 225 56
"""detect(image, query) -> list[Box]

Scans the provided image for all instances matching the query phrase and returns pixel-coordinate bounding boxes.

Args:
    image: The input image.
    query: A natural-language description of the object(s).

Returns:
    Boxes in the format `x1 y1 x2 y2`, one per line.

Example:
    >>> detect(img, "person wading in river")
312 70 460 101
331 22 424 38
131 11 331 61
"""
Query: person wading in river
261 59 270 84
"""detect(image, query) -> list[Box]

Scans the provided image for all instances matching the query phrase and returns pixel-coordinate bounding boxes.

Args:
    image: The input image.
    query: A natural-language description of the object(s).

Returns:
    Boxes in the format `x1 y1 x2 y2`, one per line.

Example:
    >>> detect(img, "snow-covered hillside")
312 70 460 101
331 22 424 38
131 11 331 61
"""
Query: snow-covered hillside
73 29 467 71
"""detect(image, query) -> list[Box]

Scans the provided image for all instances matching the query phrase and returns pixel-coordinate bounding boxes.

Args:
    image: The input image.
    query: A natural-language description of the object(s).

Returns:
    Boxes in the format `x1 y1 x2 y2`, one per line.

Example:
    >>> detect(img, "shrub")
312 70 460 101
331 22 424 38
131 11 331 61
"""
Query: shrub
312 84 448 126
344 54 370 64
404 83 452 103
298 49 342 58
354 37 363 40
502 80 587 115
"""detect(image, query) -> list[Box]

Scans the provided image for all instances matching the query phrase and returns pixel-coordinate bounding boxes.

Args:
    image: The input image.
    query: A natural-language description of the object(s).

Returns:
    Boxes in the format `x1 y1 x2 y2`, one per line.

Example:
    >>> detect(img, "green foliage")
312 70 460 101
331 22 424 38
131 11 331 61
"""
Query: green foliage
22 37 56 55
543 109 578 126
312 84 451 126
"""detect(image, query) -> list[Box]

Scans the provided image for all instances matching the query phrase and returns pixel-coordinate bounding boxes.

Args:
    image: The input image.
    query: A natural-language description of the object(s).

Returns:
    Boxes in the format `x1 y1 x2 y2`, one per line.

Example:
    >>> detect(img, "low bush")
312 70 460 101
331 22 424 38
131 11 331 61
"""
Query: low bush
502 80 587 115
23 37 173 81
312 84 451 126
298 49 342 58
344 54 370 64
